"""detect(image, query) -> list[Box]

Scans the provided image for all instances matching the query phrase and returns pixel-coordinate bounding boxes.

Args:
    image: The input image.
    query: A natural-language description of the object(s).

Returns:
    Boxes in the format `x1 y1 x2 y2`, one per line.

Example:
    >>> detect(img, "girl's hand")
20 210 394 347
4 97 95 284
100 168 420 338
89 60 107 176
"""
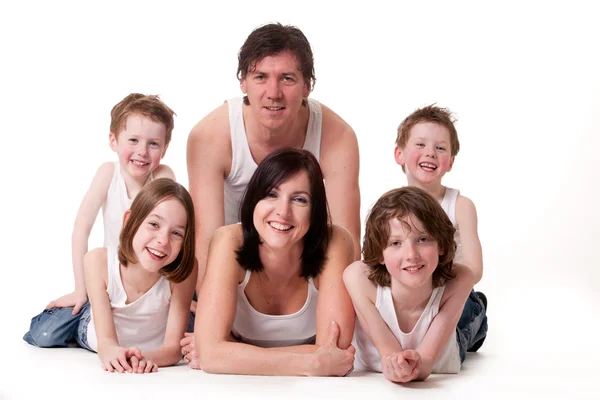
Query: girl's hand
100 346 143 373
130 354 159 373
311 321 355 376
382 350 421 383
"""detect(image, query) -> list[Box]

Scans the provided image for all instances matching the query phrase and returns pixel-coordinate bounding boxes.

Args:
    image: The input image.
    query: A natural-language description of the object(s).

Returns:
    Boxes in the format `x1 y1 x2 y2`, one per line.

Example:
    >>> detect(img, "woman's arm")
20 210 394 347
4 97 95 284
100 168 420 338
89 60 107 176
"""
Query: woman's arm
195 225 353 376
143 259 198 367
415 265 476 380
343 260 403 357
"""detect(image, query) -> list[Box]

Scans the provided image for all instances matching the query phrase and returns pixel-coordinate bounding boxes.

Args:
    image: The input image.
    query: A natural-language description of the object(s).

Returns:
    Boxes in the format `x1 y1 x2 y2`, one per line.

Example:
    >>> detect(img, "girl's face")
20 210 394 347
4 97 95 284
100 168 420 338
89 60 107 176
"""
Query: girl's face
253 170 312 251
132 198 187 273
381 214 442 289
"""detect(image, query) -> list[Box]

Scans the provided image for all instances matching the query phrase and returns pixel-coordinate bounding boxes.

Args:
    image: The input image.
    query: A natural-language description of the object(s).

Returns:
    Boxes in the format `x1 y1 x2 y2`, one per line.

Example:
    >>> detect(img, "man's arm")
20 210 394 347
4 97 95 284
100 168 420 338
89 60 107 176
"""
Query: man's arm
319 105 361 261
186 104 231 291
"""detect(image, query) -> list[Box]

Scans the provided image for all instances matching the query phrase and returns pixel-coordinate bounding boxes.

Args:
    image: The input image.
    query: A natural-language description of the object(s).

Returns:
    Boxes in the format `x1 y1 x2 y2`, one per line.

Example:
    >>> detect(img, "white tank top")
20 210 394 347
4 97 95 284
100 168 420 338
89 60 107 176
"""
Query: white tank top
440 187 463 263
353 285 461 374
223 97 323 225
231 270 319 348
101 162 153 250
86 247 171 352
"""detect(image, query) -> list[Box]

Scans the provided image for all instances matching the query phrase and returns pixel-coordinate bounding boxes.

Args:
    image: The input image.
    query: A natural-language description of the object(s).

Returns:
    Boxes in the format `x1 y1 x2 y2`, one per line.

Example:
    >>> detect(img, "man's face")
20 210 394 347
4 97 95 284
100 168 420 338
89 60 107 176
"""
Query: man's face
240 50 310 131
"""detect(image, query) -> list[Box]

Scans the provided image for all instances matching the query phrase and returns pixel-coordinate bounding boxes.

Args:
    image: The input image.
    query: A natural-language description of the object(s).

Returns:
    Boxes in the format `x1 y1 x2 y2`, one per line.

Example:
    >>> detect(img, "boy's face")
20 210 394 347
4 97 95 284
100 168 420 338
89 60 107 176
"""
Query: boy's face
240 50 311 132
110 114 168 180
381 214 442 289
395 122 455 185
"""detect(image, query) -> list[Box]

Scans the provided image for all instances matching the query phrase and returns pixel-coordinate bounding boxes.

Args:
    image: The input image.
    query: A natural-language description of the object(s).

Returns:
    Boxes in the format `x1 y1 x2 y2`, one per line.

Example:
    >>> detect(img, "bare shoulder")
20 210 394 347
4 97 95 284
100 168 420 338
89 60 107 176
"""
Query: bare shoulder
187 102 232 175
455 194 478 223
94 162 116 181
319 103 355 137
83 247 108 271
152 164 175 180
317 102 359 175
343 260 377 302
188 102 231 144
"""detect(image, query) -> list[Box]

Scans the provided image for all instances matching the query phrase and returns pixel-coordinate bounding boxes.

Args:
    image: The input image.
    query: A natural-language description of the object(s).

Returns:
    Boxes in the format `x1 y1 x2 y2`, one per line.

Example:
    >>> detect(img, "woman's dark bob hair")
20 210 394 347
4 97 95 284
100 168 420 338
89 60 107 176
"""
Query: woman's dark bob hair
235 148 330 279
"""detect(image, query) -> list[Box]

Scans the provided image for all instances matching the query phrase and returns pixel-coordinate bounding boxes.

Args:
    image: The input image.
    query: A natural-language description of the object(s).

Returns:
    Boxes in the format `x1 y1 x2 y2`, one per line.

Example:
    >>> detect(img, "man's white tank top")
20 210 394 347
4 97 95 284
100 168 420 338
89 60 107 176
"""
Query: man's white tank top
354 285 461 373
101 162 153 250
223 97 323 225
231 270 319 348
86 247 171 352
440 187 463 263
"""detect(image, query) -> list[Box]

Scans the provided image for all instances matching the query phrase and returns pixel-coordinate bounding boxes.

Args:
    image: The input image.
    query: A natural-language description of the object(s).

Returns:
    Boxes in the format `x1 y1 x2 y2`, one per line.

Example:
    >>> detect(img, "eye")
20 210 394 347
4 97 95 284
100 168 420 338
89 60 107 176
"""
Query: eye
418 236 430 243
149 222 159 228
415 143 425 147
436 146 446 151
292 196 309 204
265 191 278 199
172 231 184 238
282 76 295 83
390 241 401 247
129 138 138 144
255 74 265 81
150 141 160 147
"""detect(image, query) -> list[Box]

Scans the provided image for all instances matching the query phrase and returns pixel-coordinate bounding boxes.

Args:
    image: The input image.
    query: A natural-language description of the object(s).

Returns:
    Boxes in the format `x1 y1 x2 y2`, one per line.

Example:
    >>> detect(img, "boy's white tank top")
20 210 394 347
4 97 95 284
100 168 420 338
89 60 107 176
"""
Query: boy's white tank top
86 247 171 352
231 270 319 348
353 285 461 374
440 187 463 263
223 97 323 225
101 162 153 250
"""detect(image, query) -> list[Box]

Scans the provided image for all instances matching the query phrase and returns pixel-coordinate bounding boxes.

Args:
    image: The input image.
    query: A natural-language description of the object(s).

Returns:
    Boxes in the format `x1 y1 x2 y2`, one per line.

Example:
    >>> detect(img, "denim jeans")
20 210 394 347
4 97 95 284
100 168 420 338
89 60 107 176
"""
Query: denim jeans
23 302 94 351
456 290 488 362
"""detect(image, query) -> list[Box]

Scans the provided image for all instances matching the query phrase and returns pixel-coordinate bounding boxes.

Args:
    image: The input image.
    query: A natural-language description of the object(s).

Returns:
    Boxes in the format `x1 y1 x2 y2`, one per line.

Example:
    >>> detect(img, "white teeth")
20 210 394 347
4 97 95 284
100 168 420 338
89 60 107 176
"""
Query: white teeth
148 248 166 257
266 107 284 111
132 160 148 166
419 162 437 170
405 266 423 271
269 222 293 231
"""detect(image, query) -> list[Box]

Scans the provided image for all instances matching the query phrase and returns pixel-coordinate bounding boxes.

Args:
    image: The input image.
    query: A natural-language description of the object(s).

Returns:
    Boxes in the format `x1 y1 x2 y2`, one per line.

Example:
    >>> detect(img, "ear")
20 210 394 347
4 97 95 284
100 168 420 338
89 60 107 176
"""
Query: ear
447 155 455 172
303 81 311 98
122 209 132 228
240 78 247 94
109 133 118 152
394 146 405 166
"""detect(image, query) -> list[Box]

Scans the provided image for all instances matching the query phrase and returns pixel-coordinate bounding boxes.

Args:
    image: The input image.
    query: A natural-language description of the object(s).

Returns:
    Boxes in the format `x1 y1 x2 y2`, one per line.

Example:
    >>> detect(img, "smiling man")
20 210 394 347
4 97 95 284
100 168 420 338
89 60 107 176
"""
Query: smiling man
187 23 361 291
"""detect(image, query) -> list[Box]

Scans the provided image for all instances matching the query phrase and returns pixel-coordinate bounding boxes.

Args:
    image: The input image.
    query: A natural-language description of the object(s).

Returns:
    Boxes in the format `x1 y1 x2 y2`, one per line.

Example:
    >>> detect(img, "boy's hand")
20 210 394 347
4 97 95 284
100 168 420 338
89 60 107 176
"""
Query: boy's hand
46 291 88 315
382 350 421 383
100 346 144 373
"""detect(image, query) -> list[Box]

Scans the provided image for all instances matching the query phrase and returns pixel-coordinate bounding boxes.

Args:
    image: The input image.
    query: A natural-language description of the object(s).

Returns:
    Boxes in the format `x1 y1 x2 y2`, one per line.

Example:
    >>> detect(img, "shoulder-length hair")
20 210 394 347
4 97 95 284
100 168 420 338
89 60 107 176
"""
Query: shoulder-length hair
363 186 456 288
118 178 196 283
235 148 330 279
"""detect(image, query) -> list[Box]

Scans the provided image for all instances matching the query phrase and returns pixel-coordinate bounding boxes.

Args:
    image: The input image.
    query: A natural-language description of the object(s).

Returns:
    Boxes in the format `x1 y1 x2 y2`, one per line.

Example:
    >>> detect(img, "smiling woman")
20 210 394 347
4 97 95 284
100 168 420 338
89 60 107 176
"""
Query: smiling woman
181 148 356 376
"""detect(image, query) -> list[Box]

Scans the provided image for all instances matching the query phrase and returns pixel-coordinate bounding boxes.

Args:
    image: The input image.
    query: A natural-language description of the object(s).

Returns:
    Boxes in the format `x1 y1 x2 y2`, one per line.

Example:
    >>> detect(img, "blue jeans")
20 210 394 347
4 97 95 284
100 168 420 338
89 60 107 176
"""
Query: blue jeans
23 302 94 351
456 290 488 362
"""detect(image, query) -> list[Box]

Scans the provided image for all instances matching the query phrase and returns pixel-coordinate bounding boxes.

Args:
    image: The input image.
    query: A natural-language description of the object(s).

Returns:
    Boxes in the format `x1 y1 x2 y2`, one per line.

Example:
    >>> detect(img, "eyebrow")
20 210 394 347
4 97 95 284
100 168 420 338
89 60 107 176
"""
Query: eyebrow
413 136 449 144
148 213 186 230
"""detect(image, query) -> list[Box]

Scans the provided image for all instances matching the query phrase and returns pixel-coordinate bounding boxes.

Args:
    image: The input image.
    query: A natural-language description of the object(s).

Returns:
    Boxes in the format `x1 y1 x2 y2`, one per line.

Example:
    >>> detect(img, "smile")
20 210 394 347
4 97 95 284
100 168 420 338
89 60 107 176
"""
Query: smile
268 221 293 231
403 265 424 272
264 106 285 111
418 162 437 171
147 247 166 259
131 160 149 166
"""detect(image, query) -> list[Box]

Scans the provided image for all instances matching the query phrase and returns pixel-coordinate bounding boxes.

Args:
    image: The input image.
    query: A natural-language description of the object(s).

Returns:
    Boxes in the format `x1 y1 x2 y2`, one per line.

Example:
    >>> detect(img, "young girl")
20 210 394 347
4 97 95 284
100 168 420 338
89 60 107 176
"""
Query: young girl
24 179 197 373
343 186 487 383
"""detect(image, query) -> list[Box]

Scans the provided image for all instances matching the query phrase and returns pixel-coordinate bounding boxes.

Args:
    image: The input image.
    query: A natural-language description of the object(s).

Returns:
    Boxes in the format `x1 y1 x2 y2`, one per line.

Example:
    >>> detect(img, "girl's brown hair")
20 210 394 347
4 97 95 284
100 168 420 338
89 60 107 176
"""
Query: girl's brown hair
118 178 195 283
363 186 456 288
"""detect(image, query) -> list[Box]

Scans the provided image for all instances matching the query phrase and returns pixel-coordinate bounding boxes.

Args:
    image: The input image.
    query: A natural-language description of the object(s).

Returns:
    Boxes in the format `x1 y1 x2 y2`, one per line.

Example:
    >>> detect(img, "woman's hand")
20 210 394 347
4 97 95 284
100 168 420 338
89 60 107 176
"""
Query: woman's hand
180 332 201 369
311 321 355 376
382 350 421 383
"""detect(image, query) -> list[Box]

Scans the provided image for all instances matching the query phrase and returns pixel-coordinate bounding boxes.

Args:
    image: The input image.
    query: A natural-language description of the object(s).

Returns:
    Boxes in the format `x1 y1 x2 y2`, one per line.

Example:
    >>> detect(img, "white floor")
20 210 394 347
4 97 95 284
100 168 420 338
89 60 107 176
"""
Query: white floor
4 280 599 399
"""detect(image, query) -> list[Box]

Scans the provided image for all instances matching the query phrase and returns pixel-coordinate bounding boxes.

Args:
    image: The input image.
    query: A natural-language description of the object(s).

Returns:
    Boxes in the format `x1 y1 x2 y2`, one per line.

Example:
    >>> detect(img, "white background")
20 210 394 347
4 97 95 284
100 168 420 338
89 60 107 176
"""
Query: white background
1 0 599 398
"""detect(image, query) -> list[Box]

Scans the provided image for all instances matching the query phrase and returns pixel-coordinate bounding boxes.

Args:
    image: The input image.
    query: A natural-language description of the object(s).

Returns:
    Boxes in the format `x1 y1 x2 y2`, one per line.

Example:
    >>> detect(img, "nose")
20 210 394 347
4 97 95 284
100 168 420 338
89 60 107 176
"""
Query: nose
405 241 419 261
137 145 148 157
156 229 169 245
424 144 436 158
276 199 291 217
266 78 282 100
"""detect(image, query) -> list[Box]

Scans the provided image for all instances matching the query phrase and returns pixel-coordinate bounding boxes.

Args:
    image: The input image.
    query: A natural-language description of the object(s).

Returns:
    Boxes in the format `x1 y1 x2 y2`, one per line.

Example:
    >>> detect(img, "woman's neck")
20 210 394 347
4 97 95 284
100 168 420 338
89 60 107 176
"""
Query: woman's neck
257 245 304 286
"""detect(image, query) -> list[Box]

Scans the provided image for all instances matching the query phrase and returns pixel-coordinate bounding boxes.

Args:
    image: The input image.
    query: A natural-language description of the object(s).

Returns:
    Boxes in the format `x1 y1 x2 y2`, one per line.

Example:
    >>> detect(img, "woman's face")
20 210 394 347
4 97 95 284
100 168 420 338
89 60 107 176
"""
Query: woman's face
253 170 312 251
